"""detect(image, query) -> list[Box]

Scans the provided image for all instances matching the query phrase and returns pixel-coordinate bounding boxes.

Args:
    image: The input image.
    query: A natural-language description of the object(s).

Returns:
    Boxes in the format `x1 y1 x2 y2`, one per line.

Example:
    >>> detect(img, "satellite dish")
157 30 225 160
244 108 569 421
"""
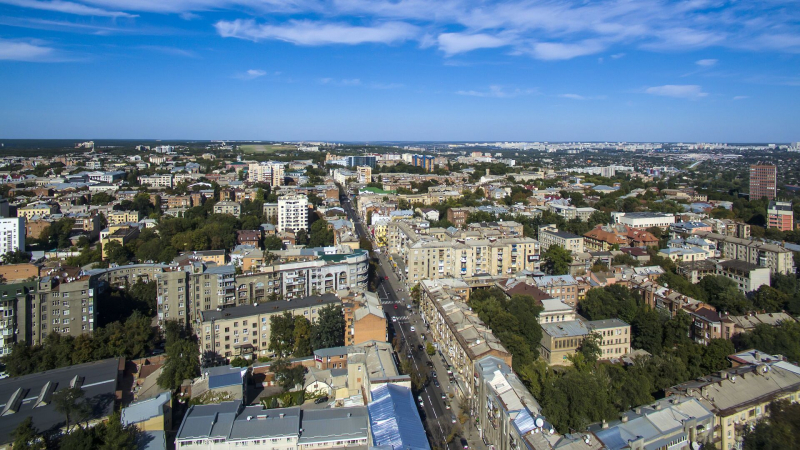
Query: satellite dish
535 417 544 428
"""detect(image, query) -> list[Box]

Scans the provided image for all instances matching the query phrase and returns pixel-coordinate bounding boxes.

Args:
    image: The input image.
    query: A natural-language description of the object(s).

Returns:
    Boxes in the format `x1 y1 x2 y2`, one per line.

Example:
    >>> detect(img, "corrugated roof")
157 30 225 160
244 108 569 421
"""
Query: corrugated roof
368 384 430 450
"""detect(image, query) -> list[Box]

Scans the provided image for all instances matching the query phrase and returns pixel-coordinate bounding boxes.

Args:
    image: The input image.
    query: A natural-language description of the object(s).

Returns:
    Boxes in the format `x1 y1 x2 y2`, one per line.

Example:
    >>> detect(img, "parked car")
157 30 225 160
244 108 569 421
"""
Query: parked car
433 380 440 388
432 371 437 378
410 326 416 332
391 316 397 322
314 396 328 404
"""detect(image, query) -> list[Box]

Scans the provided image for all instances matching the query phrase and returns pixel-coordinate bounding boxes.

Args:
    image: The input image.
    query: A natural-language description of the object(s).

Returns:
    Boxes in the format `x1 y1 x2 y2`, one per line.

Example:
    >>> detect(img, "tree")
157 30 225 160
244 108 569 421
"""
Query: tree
269 313 296 358
97 411 138 450
311 304 345 350
293 316 313 357
426 342 436 356
11 417 45 450
578 332 602 364
295 229 309 246
272 359 305 391
230 356 250 367
307 220 334 247
53 386 91 433
542 245 572 275
2 249 31 264
752 285 788 313
263 235 284 251
158 324 200 390
743 400 800 450
359 236 373 251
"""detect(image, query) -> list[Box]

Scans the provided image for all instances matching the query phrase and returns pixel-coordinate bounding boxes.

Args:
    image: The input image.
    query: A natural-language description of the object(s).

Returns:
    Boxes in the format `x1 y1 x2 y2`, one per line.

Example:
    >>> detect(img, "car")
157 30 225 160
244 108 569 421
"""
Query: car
391 316 397 323
385 276 389 280
410 326 415 332
445 402 451 410
394 304 398 309
314 396 328 404
451 415 457 423
426 361 433 367
461 438 469 449
407 304 412 310
432 371 437 378
418 344 424 351
433 380 439 388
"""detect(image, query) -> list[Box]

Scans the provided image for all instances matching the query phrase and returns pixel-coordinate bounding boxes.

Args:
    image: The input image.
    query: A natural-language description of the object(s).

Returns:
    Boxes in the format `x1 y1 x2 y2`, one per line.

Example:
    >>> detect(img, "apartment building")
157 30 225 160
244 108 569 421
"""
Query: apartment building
540 320 589 365
17 202 59 220
446 207 473 227
749 164 777 201
693 231 795 275
0 217 25 256
100 224 140 259
278 195 309 233
611 211 676 229
678 259 770 293
198 293 339 362
356 165 372 184
155 262 236 326
402 236 539 284
667 361 800 450
530 275 580 306
137 174 173 188
247 162 284 186
587 318 631 359
262 202 278 224
538 224 584 253
767 201 793 231
213 201 241 218
420 279 512 399
107 209 142 225
0 280 36 355
31 273 102 345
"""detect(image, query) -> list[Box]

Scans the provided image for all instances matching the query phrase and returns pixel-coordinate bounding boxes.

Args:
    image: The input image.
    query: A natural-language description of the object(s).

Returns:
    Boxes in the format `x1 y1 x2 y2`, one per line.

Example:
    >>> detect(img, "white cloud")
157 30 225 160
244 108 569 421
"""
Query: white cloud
215 19 418 46
645 84 708 99
526 40 606 60
611 53 626 59
696 58 718 67
733 95 749 100
0 0 137 17
559 94 586 100
234 69 267 80
0 38 55 61
437 32 509 56
137 45 197 58
456 85 537 98
370 82 403 89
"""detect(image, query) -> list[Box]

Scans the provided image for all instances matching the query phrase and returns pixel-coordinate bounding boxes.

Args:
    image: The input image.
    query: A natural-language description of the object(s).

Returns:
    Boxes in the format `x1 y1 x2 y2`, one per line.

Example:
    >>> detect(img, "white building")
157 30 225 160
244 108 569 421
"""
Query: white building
611 211 675 229
0 217 25 256
278 195 309 233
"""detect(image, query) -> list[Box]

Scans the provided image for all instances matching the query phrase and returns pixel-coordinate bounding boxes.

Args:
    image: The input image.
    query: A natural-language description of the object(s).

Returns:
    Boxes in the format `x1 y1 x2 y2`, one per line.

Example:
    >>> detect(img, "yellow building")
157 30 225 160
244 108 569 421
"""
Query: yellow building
108 209 142 225
121 391 172 433
17 202 59 219
100 224 140 259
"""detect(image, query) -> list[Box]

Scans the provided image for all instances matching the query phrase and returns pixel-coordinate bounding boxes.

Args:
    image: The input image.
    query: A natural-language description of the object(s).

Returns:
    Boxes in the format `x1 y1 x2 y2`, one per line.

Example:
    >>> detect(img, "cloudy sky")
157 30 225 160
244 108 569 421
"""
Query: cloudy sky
1 0 799 142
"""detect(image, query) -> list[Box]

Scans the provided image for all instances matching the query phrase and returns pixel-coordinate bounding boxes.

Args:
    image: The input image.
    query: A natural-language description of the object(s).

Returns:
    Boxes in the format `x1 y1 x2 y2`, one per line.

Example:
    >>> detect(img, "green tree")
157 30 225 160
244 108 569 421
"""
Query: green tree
295 229 309 246
311 304 345 350
158 324 200 390
53 386 92 432
11 417 45 450
268 312 296 358
272 359 305 391
2 249 31 264
426 342 436 356
263 235 284 251
542 245 572 275
752 285 788 313
578 332 602 364
293 316 313 357
307 220 334 247
743 400 800 450
97 411 138 450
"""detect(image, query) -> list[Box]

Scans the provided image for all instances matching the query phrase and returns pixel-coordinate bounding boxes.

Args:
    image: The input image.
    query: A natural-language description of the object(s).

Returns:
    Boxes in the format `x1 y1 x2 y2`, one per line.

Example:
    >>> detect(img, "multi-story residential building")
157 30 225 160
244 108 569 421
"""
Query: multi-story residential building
277 195 309 233
262 202 278 224
0 217 25 256
538 224 584 253
156 262 236 326
356 165 372 184
693 231 795 275
611 211 676 229
350 291 387 345
213 201 241 218
31 272 102 345
420 279 511 400
587 318 631 359
530 275 579 306
767 201 793 231
537 299 576 325
667 360 800 450
412 154 434 172
175 403 369 449
749 164 777 200
590 396 715 450
137 174 173 188
0 280 36 355
540 320 590 365
678 259 770 293
100 224 140 259
199 293 340 362
16 202 59 220
107 209 142 225
247 162 284 186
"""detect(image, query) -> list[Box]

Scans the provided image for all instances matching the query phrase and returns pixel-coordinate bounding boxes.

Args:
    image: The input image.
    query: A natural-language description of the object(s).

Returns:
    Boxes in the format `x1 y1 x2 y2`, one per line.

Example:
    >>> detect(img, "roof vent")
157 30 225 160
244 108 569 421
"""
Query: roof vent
279 413 285 418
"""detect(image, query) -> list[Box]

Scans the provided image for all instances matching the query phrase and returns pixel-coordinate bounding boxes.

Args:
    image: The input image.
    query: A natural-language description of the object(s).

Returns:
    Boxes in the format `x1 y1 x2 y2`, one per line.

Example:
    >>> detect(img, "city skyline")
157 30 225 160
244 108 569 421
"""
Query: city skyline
1 0 800 141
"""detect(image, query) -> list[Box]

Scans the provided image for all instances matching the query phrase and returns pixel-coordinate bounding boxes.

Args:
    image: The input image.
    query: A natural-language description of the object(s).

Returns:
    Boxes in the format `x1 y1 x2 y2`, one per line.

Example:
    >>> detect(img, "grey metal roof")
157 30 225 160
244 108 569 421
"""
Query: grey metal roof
121 391 171 426
201 294 340 322
228 406 299 441
541 320 590 338
587 318 629 330
368 384 430 450
176 402 242 441
0 357 121 446
299 407 369 444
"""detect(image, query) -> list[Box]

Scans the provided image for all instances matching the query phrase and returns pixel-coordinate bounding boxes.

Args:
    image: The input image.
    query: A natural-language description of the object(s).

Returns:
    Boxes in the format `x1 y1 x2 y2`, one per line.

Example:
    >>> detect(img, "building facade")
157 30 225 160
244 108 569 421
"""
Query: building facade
538 225 584 253
0 217 25 256
749 164 777 200
278 195 309 233
767 201 793 231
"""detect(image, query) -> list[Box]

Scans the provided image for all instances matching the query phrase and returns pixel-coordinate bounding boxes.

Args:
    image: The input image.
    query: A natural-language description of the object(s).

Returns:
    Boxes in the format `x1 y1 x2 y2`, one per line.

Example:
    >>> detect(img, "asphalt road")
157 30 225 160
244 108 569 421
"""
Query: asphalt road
339 190 466 449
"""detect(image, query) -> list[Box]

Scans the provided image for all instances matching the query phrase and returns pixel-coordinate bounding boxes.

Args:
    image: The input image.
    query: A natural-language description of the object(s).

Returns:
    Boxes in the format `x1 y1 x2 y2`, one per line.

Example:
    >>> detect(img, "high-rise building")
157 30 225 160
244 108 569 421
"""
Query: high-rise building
412 154 434 172
749 164 777 200
356 166 372 184
768 201 794 231
247 162 284 186
278 194 309 233
0 217 25 256
345 155 376 168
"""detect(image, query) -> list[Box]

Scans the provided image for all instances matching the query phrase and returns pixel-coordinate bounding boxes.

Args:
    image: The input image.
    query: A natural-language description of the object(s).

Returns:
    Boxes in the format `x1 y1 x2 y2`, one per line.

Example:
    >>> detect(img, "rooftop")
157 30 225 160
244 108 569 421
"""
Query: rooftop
200 294 340 322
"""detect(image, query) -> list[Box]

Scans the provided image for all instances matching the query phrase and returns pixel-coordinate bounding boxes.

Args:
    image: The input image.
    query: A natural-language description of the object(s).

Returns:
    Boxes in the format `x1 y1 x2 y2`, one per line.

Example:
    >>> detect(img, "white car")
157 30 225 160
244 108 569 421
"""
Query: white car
410 326 416 332
391 316 397 322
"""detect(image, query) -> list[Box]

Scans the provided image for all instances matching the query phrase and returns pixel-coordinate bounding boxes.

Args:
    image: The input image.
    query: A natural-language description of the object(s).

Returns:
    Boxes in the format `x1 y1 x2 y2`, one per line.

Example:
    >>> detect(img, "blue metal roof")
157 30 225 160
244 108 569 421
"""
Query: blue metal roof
368 384 430 450
209 372 243 389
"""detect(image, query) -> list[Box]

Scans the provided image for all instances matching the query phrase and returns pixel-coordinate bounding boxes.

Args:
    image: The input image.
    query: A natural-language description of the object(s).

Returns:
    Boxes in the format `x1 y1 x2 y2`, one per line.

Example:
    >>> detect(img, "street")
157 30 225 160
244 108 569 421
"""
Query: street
339 188 477 450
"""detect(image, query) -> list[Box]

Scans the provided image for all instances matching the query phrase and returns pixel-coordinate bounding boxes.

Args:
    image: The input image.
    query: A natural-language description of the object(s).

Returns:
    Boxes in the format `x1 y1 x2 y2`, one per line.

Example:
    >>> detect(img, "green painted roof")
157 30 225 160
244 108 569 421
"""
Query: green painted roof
361 187 396 195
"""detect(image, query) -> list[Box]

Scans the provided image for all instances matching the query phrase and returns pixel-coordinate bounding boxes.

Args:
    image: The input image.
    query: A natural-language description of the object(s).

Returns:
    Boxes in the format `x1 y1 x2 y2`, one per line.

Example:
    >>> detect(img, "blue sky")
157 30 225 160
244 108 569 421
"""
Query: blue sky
1 0 799 142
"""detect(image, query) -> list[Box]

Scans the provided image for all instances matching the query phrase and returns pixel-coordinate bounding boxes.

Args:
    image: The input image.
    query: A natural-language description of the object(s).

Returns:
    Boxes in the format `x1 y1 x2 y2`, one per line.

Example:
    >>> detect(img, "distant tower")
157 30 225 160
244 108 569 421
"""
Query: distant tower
749 164 777 200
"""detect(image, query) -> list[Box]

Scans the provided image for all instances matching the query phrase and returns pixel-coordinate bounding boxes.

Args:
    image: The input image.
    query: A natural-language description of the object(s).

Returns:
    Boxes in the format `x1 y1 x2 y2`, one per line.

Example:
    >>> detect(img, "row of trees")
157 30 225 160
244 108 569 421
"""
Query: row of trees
268 305 346 358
